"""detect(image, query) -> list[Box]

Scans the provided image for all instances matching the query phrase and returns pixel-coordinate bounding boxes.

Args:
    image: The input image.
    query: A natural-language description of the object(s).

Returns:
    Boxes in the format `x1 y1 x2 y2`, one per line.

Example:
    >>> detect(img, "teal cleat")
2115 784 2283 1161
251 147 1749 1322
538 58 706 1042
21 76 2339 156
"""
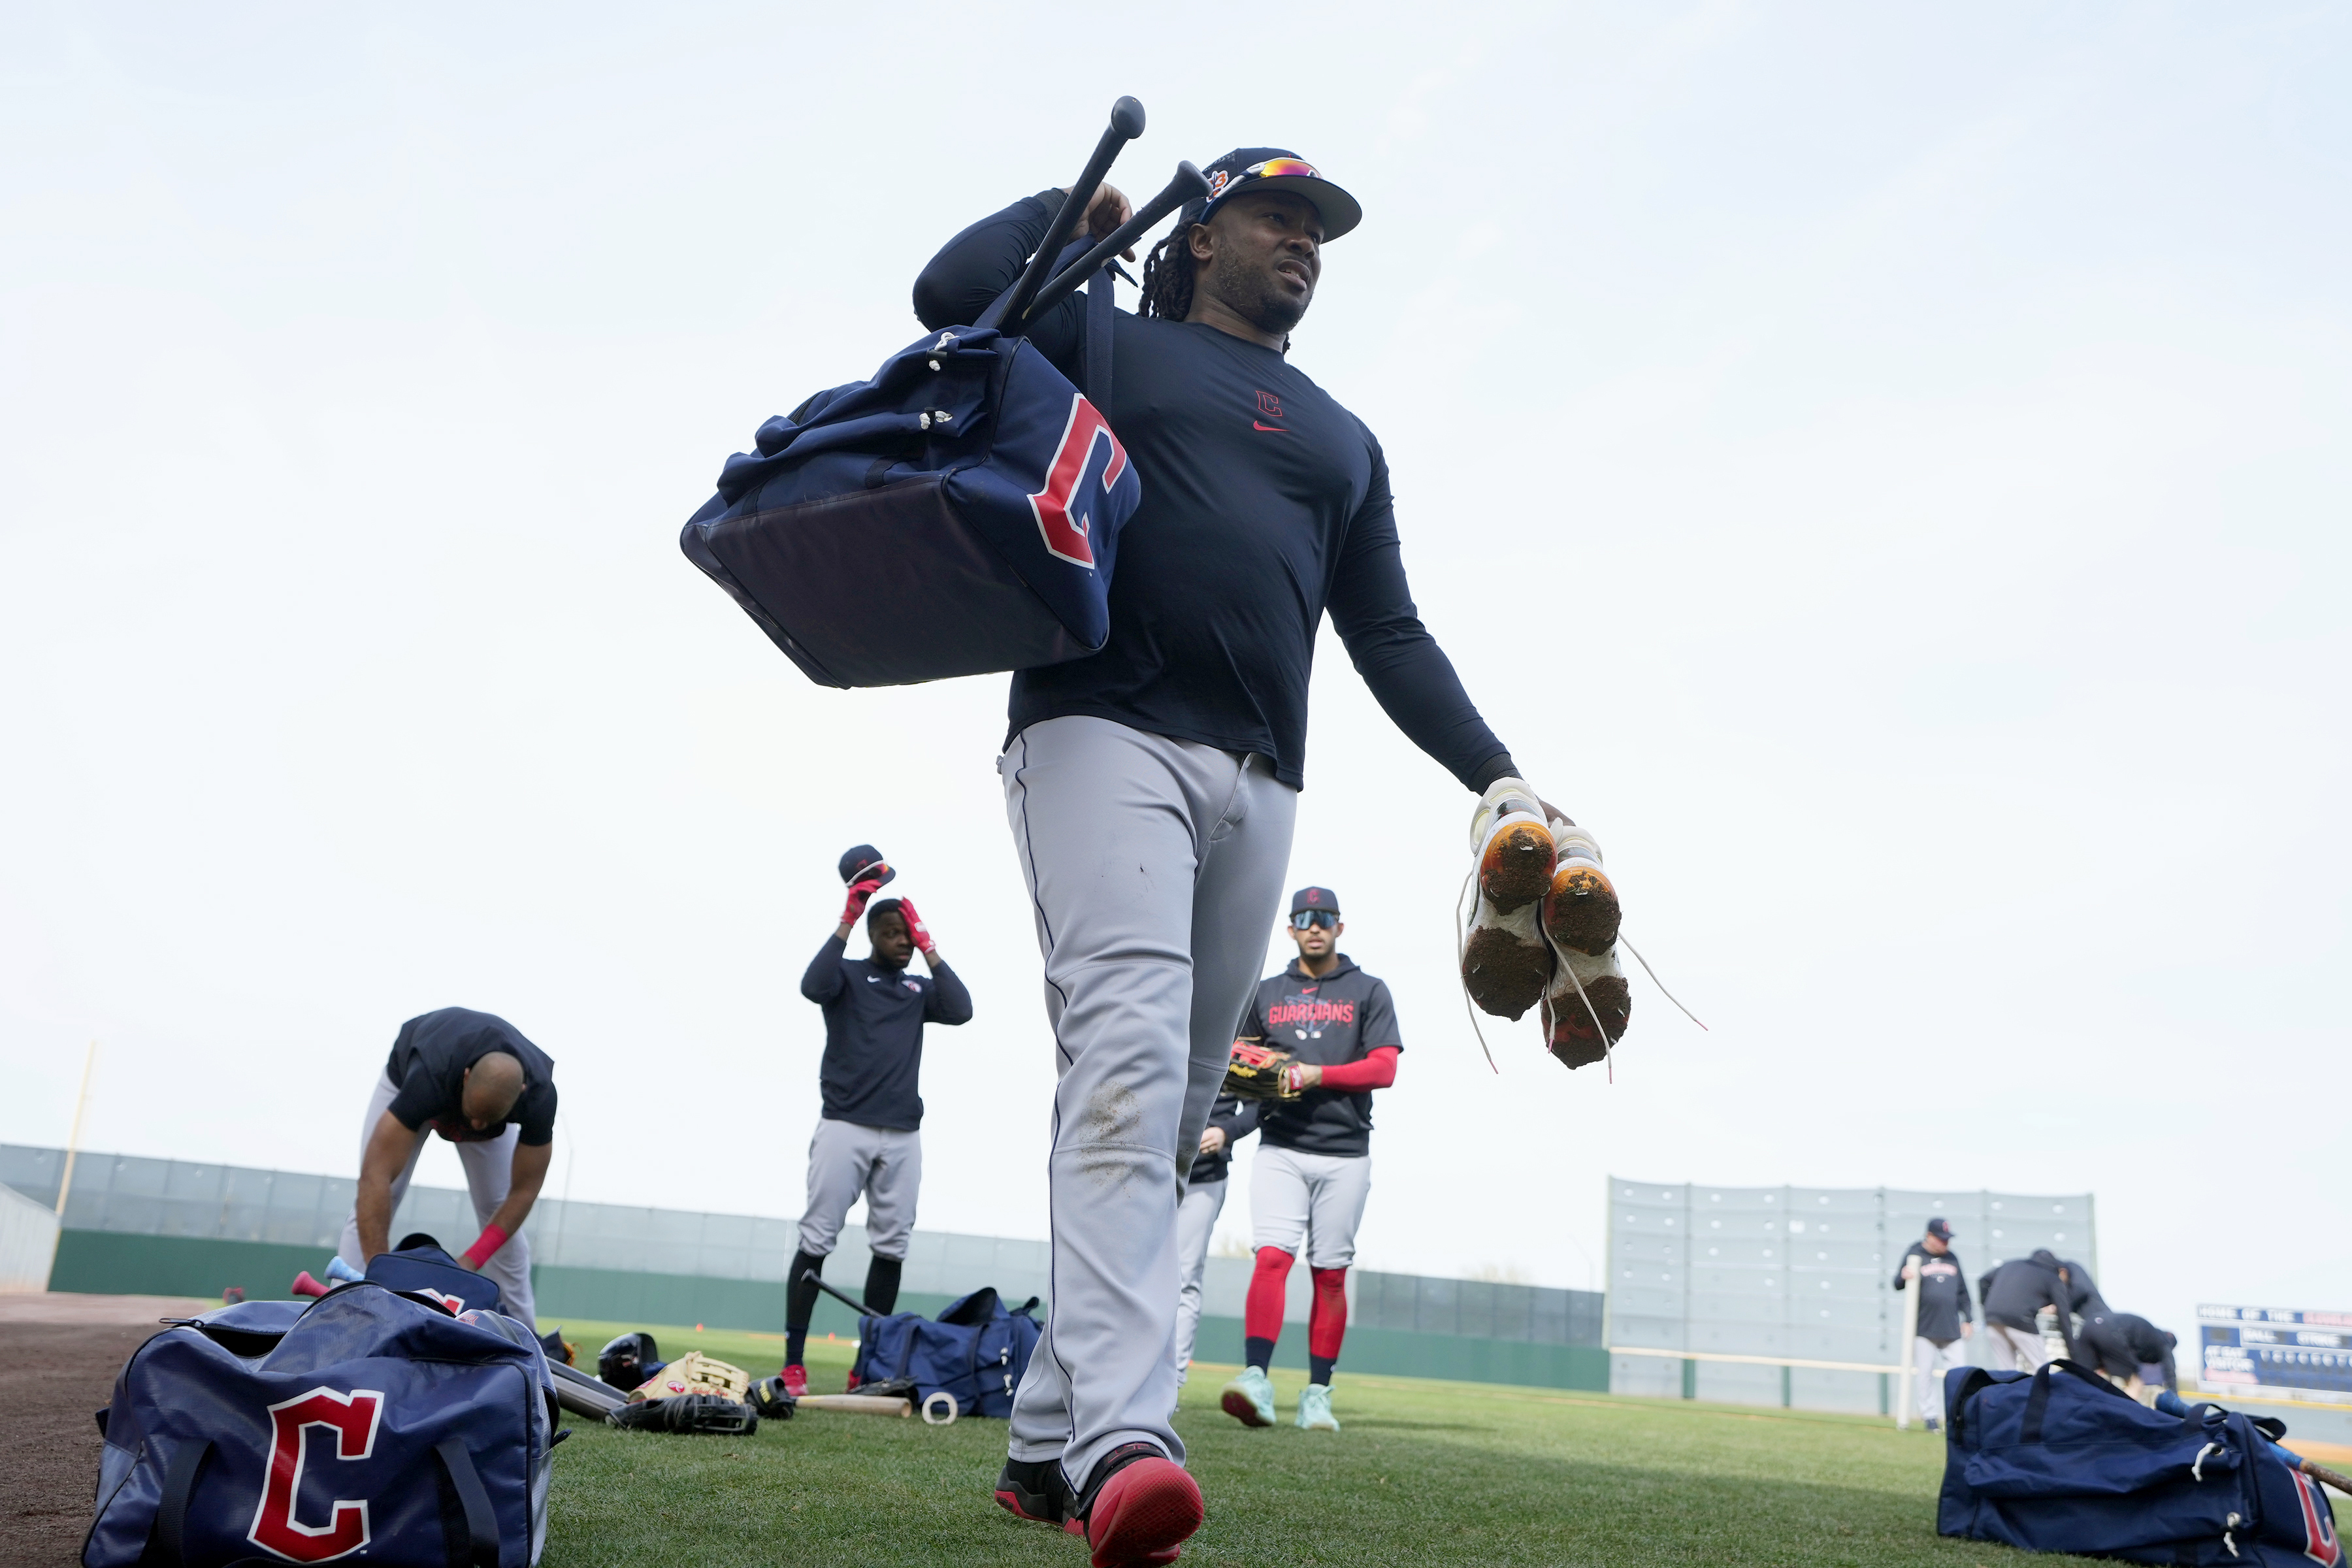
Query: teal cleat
1295 1382 1339 1431
1220 1365 1276 1428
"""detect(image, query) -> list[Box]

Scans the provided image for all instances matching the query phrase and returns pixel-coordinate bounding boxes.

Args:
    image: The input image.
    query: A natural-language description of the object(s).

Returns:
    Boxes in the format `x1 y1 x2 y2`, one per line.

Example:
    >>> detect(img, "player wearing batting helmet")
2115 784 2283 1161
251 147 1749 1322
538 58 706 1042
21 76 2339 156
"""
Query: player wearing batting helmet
1220 885 1400 1435
917 148 1560 1562
338 1007 557 1324
776 846 973 1399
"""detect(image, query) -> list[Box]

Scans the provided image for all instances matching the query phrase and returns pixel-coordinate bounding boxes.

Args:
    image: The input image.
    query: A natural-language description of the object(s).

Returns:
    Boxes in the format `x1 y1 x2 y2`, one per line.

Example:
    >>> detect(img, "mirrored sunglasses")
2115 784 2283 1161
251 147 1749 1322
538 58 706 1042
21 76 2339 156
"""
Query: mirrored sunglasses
1290 909 1339 930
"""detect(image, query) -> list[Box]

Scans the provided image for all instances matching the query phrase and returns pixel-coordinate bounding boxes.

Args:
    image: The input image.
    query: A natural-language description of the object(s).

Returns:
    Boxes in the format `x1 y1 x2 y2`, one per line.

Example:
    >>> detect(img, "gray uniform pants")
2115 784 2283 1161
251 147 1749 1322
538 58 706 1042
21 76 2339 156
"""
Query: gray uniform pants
796 1117 921 1260
1913 1334 1965 1424
337 1071 534 1326
999 716 1298 1487
1172 1175 1228 1380
1250 1144 1373 1268
1987 1322 2051 1373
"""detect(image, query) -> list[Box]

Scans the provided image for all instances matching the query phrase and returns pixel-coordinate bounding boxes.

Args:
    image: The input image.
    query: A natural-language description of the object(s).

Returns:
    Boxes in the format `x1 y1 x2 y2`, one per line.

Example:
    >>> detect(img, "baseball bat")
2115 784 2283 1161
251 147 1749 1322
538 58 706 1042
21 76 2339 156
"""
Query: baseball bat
800 1267 877 1316
794 1394 913 1417
977 96 1146 331
1024 159 1212 322
2302 1457 2352 1497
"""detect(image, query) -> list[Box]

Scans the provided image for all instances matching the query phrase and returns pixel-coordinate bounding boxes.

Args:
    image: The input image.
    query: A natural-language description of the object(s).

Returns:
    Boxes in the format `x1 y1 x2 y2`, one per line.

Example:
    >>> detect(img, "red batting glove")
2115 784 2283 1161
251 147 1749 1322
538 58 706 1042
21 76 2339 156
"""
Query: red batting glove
839 877 883 926
898 897 938 957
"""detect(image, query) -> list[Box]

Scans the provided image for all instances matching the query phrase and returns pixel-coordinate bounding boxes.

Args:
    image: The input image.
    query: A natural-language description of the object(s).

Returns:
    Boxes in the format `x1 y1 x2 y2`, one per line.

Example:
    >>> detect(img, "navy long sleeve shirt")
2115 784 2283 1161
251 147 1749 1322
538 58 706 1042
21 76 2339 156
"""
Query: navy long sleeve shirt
800 934 973 1130
913 193 1511 792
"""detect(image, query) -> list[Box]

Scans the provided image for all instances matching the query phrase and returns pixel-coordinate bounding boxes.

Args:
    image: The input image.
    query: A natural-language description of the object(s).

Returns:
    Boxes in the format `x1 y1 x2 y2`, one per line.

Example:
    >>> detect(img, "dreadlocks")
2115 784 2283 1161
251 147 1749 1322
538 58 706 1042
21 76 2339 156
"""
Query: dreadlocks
1139 227 1197 321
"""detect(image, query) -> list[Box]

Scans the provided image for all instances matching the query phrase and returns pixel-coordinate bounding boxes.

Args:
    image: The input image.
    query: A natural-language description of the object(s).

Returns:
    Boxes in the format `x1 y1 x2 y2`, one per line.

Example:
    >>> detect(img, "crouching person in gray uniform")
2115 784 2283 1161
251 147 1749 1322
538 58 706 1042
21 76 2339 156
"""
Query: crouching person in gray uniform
338 1007 557 1326
778 847 973 1397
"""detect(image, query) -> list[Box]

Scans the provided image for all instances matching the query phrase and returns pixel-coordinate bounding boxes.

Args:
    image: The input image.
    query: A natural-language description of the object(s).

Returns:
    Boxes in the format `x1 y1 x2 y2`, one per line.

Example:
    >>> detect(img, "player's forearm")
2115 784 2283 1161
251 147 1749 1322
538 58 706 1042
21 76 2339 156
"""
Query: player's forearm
1331 542 1513 788
1315 1045 1399 1092
355 1181 394 1262
926 961 975 1025
483 1159 547 1240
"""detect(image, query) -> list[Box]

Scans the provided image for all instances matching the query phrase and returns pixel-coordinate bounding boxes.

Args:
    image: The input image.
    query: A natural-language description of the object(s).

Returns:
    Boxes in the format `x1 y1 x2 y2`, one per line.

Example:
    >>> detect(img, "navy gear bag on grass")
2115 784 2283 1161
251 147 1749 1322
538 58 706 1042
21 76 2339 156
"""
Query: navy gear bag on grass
1939 1359 2342 1564
85 1283 558 1568
849 1288 1043 1420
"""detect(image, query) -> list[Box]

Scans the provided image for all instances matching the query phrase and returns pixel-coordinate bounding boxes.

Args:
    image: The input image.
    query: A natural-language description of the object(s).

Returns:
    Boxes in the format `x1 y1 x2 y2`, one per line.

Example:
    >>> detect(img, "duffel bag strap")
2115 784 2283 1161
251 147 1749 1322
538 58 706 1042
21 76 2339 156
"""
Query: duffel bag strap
150 1437 212 1564
1086 265 1113 413
434 1437 500 1568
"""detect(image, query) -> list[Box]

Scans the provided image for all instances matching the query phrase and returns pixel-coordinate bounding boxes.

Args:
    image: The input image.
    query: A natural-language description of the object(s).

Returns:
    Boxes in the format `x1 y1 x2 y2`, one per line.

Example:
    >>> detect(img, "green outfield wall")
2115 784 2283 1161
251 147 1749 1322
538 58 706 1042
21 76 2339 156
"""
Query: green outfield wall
42 1229 1609 1392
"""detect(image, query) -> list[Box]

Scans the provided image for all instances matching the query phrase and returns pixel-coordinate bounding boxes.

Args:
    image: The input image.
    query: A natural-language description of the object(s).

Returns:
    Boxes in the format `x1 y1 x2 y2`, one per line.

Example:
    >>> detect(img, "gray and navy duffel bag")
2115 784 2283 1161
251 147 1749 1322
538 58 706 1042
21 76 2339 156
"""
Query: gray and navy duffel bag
678 97 1205 689
84 1282 559 1567
1939 1359 2344 1564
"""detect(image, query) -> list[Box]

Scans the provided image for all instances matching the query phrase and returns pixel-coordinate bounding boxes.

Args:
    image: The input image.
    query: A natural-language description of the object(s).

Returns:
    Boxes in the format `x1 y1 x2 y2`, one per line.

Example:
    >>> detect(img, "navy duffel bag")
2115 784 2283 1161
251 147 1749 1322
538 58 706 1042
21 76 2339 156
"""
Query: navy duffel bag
678 97 1207 690
85 1283 559 1567
849 1287 1043 1419
1939 1359 2343 1565
679 269 1135 689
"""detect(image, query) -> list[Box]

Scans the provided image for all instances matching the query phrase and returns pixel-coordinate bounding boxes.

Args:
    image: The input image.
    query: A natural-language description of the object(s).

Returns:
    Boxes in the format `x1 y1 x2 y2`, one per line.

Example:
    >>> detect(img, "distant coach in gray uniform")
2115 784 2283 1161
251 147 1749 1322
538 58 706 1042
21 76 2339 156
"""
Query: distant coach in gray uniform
776 845 973 1397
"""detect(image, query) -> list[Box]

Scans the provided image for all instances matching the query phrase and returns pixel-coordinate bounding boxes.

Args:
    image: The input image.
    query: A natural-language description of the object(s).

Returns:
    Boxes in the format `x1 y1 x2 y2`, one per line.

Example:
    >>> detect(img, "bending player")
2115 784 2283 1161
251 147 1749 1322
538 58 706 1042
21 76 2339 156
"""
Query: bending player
1220 886 1399 1434
778 846 972 1397
337 1007 557 1324
919 149 1577 1563
1172 1091 1260 1398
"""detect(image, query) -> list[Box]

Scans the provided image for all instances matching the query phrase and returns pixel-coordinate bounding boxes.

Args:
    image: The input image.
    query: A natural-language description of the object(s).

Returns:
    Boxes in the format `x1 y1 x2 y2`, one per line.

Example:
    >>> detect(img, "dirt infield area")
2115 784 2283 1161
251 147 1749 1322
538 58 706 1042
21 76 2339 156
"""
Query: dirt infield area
0 1293 208 1567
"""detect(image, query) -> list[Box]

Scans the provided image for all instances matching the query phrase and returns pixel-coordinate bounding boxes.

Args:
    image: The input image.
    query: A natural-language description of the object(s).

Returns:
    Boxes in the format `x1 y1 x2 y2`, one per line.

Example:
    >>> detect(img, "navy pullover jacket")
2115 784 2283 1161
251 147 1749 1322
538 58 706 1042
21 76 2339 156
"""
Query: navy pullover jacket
800 934 973 1130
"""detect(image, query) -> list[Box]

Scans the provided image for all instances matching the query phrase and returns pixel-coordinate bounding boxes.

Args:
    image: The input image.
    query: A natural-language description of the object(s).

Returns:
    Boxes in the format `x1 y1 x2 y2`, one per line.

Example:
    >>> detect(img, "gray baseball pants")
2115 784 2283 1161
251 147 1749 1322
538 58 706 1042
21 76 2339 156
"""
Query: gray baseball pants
1250 1143 1373 1268
998 715 1297 1488
1172 1175 1228 1380
337 1070 534 1326
796 1117 921 1260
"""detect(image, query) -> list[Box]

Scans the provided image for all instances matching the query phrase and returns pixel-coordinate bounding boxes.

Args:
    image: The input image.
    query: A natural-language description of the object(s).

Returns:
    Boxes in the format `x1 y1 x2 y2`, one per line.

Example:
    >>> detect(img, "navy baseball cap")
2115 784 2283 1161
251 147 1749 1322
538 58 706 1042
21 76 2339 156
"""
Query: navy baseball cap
1925 1218 1953 1240
1190 148 1362 240
1290 885 1339 917
838 845 896 888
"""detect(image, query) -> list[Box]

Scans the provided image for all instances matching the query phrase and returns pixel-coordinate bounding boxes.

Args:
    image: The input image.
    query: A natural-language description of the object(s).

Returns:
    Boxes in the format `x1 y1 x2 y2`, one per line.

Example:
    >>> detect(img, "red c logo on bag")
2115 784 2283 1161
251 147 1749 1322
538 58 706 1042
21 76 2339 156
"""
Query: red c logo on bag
246 1386 384 1562
2293 1471 2342 1565
1028 394 1128 568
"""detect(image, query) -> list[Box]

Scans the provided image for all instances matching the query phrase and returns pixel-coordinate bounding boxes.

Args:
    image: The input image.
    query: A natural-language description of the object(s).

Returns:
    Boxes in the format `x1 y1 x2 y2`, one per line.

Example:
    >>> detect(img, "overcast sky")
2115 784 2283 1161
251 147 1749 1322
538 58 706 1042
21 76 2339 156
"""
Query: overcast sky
3 4 2345 1348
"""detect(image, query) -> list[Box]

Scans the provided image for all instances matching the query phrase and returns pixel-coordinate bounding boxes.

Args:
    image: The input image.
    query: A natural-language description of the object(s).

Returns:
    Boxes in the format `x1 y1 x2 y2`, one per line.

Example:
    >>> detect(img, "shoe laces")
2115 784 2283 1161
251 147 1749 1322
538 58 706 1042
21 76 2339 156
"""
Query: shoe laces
1455 821 1708 1080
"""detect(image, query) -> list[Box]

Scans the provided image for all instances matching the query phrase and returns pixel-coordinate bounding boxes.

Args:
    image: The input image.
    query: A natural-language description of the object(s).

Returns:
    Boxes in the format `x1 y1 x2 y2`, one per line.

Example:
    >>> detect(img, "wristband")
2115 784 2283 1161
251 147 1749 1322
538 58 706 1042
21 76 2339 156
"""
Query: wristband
462 1225 510 1268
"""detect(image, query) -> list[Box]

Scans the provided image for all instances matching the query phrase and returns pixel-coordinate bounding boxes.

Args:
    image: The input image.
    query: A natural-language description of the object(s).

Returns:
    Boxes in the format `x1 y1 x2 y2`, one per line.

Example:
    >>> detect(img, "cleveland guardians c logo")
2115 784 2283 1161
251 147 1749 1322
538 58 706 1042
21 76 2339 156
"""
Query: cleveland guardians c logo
246 1386 384 1563
2292 1470 2343 1565
1028 393 1128 568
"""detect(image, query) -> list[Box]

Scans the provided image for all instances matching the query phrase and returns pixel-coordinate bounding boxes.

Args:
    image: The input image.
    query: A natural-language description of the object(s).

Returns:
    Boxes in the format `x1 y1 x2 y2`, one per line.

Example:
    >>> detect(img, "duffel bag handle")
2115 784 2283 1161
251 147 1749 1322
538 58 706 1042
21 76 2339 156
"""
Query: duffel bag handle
434 1437 500 1568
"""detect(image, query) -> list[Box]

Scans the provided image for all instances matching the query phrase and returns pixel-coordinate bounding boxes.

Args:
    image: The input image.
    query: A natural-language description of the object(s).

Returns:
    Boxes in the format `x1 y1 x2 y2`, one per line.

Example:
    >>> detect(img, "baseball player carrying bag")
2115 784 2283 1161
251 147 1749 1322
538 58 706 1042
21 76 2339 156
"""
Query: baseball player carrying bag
84 1283 560 1568
1938 1360 2344 1564
677 97 1206 688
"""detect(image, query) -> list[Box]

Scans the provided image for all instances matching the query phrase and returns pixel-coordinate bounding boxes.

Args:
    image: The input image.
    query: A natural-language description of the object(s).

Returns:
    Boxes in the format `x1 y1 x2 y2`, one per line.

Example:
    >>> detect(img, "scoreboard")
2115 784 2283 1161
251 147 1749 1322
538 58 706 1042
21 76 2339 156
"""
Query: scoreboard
2198 1305 2352 1403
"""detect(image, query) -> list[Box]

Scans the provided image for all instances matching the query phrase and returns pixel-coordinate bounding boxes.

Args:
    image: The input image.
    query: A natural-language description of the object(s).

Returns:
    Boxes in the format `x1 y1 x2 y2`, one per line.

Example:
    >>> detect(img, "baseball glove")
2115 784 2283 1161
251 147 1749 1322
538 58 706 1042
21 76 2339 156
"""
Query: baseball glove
747 1375 798 1420
608 1393 759 1436
1222 1041 1301 1102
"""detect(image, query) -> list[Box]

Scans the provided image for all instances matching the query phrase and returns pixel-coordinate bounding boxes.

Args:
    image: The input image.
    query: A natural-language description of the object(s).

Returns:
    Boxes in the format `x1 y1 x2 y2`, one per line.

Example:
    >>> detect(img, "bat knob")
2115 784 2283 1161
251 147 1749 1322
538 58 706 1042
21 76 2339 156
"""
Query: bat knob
1110 96 1146 139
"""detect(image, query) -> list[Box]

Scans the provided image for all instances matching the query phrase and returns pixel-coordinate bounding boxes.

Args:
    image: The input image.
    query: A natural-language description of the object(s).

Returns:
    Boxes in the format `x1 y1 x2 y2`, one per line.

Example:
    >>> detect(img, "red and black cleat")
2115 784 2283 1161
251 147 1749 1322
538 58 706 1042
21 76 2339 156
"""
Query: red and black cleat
1065 1443 1203 1567
778 1363 808 1399
994 1455 1070 1527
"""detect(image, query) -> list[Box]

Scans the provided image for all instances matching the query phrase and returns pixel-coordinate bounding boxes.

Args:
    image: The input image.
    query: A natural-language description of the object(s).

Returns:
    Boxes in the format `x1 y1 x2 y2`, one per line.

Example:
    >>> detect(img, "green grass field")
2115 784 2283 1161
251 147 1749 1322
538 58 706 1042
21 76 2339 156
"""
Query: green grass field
542 1315 2302 1566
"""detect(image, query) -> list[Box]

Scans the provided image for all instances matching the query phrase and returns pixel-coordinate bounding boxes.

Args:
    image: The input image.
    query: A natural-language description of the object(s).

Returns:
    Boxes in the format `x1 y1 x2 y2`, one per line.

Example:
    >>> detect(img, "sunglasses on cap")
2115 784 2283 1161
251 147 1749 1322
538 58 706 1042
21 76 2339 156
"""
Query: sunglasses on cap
1290 909 1338 930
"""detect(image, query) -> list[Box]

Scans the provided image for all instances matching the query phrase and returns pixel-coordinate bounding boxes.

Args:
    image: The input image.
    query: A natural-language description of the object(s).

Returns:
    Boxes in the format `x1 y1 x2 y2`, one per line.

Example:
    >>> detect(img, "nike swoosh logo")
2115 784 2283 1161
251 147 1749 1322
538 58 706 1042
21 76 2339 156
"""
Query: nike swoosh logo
1252 421 1290 433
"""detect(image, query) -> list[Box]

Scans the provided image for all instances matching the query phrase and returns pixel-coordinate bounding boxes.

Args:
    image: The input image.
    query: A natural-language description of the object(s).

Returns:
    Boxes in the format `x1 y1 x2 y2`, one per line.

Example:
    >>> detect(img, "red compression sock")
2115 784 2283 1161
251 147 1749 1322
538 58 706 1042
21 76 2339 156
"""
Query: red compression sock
1245 1247 1294 1344
1309 1266 1349 1361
